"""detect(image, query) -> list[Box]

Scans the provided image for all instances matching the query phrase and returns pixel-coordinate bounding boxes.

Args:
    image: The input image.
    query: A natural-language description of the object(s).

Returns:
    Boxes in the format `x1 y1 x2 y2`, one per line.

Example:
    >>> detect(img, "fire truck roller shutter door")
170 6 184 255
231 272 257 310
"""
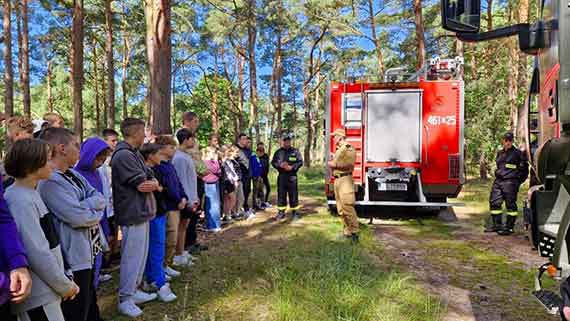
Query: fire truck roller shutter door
365 90 422 163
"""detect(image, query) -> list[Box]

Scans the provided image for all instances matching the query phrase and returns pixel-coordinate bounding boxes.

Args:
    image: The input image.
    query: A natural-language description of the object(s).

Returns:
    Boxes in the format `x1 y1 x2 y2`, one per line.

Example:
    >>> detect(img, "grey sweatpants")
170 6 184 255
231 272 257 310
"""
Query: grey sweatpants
119 222 149 303
17 301 65 321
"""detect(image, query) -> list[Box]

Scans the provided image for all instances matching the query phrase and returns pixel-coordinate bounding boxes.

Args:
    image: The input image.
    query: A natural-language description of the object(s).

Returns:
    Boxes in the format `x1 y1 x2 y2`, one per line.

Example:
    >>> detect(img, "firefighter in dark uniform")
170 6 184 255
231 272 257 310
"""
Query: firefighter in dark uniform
271 133 303 221
485 132 529 235
328 128 359 243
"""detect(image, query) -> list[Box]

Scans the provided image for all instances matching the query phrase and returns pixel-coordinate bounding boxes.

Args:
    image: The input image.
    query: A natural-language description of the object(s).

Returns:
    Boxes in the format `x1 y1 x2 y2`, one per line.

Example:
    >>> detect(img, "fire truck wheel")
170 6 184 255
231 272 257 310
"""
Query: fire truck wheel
328 204 338 216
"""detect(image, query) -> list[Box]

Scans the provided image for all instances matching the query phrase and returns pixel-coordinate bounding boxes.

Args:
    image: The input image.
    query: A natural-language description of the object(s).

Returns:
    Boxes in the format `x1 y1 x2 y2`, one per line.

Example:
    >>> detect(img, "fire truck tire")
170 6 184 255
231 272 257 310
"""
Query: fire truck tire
328 204 338 216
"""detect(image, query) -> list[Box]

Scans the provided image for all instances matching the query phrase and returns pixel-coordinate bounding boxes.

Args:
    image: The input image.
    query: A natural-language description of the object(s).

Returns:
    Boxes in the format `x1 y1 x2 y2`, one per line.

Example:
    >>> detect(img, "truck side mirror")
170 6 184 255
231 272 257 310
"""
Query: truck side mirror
441 0 481 33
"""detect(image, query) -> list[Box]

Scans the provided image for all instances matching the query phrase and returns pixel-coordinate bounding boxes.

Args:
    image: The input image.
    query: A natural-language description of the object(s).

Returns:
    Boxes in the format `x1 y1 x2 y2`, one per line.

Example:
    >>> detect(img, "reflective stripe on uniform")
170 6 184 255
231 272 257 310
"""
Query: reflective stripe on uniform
289 205 303 211
490 210 503 215
277 206 288 211
506 211 518 216
505 164 517 169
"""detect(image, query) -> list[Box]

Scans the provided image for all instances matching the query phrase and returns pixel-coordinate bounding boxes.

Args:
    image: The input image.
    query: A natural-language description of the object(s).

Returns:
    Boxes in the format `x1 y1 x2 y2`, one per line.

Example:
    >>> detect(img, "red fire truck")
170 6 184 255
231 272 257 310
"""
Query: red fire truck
325 57 465 215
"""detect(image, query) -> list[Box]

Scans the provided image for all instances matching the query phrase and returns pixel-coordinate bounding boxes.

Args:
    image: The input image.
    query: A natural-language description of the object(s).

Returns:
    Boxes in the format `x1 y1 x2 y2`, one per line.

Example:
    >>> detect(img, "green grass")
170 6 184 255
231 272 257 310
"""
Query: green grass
266 219 442 321
99 173 444 321
418 238 558 321
268 168 327 202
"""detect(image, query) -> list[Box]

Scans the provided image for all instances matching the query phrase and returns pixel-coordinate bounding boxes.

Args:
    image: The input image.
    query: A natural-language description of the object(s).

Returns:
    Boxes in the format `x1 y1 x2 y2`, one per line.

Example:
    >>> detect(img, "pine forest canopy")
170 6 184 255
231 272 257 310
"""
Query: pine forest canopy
0 0 533 173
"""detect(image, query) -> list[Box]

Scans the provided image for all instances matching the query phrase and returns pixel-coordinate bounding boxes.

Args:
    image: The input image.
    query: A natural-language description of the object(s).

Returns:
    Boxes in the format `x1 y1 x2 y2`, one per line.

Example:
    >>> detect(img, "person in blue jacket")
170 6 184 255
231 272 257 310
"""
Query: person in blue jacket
0 180 31 321
140 140 186 304
251 151 264 211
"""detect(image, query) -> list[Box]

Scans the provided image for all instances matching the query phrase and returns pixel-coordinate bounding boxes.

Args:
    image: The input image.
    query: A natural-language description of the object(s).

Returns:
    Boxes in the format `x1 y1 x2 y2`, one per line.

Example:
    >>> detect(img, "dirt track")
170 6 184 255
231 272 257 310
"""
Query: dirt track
367 204 559 321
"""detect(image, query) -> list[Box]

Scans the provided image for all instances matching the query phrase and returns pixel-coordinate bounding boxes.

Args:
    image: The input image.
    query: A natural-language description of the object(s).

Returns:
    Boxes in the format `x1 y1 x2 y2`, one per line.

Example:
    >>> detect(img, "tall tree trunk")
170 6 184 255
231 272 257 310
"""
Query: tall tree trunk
247 0 259 142
105 0 115 128
93 40 101 133
312 78 320 160
479 152 488 180
71 0 84 139
16 0 23 107
507 6 519 133
487 0 493 31
516 0 530 139
102 66 108 128
237 49 246 133
269 31 280 155
3 0 14 117
367 0 384 78
413 0 426 70
469 43 477 80
18 0 30 117
144 0 172 135
291 85 297 133
121 38 129 119
455 39 464 79
303 87 312 168
276 33 283 137
47 60 53 112
121 1 130 120
212 58 219 134
276 0 283 138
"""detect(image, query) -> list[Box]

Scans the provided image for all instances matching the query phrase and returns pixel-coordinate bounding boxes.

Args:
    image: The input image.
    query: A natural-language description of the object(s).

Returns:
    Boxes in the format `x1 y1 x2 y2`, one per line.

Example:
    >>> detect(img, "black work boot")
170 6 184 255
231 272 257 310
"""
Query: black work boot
498 215 516 235
291 211 301 221
484 214 503 233
274 211 286 221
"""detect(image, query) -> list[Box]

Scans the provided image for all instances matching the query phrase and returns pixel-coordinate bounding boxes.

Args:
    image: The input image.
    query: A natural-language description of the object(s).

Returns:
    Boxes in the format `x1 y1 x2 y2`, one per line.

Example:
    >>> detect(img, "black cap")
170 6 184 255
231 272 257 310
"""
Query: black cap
281 132 293 140
503 132 514 141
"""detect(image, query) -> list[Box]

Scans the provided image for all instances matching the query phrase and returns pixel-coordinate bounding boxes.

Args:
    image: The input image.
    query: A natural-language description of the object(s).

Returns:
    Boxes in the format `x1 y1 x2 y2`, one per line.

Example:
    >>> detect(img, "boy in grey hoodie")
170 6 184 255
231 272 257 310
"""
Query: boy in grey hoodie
37 128 106 321
5 139 79 321
111 118 160 318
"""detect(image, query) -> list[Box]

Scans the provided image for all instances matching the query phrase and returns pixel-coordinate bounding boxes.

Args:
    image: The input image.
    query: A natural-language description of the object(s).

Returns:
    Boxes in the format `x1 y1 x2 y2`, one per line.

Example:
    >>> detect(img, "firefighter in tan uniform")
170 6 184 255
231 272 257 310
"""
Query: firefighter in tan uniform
328 129 359 243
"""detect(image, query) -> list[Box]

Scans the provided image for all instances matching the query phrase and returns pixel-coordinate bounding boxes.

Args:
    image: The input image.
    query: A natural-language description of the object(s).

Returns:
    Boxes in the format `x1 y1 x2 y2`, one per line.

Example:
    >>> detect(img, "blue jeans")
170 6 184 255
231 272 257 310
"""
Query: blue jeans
144 215 167 288
93 253 103 289
205 182 221 230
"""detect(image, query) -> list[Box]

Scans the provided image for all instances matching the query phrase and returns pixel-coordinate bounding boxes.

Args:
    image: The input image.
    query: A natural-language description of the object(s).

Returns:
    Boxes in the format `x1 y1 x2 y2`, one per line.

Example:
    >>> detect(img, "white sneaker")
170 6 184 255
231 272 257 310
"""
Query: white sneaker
246 212 256 220
133 289 157 304
157 284 177 303
118 300 143 318
165 266 181 278
100 274 112 283
181 250 194 261
173 255 194 267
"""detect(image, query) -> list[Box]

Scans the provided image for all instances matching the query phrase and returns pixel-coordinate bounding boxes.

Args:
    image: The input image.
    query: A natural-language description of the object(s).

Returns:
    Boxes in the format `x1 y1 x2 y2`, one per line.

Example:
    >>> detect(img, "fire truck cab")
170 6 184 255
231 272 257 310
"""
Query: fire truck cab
325 57 465 215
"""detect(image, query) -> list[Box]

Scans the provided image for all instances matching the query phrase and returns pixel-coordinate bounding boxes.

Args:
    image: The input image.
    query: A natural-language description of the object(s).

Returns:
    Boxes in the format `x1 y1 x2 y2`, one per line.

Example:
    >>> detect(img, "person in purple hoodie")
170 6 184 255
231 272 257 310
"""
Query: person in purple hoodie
0 182 32 321
74 137 112 290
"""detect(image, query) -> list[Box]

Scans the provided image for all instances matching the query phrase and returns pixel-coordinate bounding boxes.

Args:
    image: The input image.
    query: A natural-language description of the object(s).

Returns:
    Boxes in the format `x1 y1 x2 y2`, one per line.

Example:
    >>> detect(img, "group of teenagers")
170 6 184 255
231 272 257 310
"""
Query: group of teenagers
0 111 283 321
